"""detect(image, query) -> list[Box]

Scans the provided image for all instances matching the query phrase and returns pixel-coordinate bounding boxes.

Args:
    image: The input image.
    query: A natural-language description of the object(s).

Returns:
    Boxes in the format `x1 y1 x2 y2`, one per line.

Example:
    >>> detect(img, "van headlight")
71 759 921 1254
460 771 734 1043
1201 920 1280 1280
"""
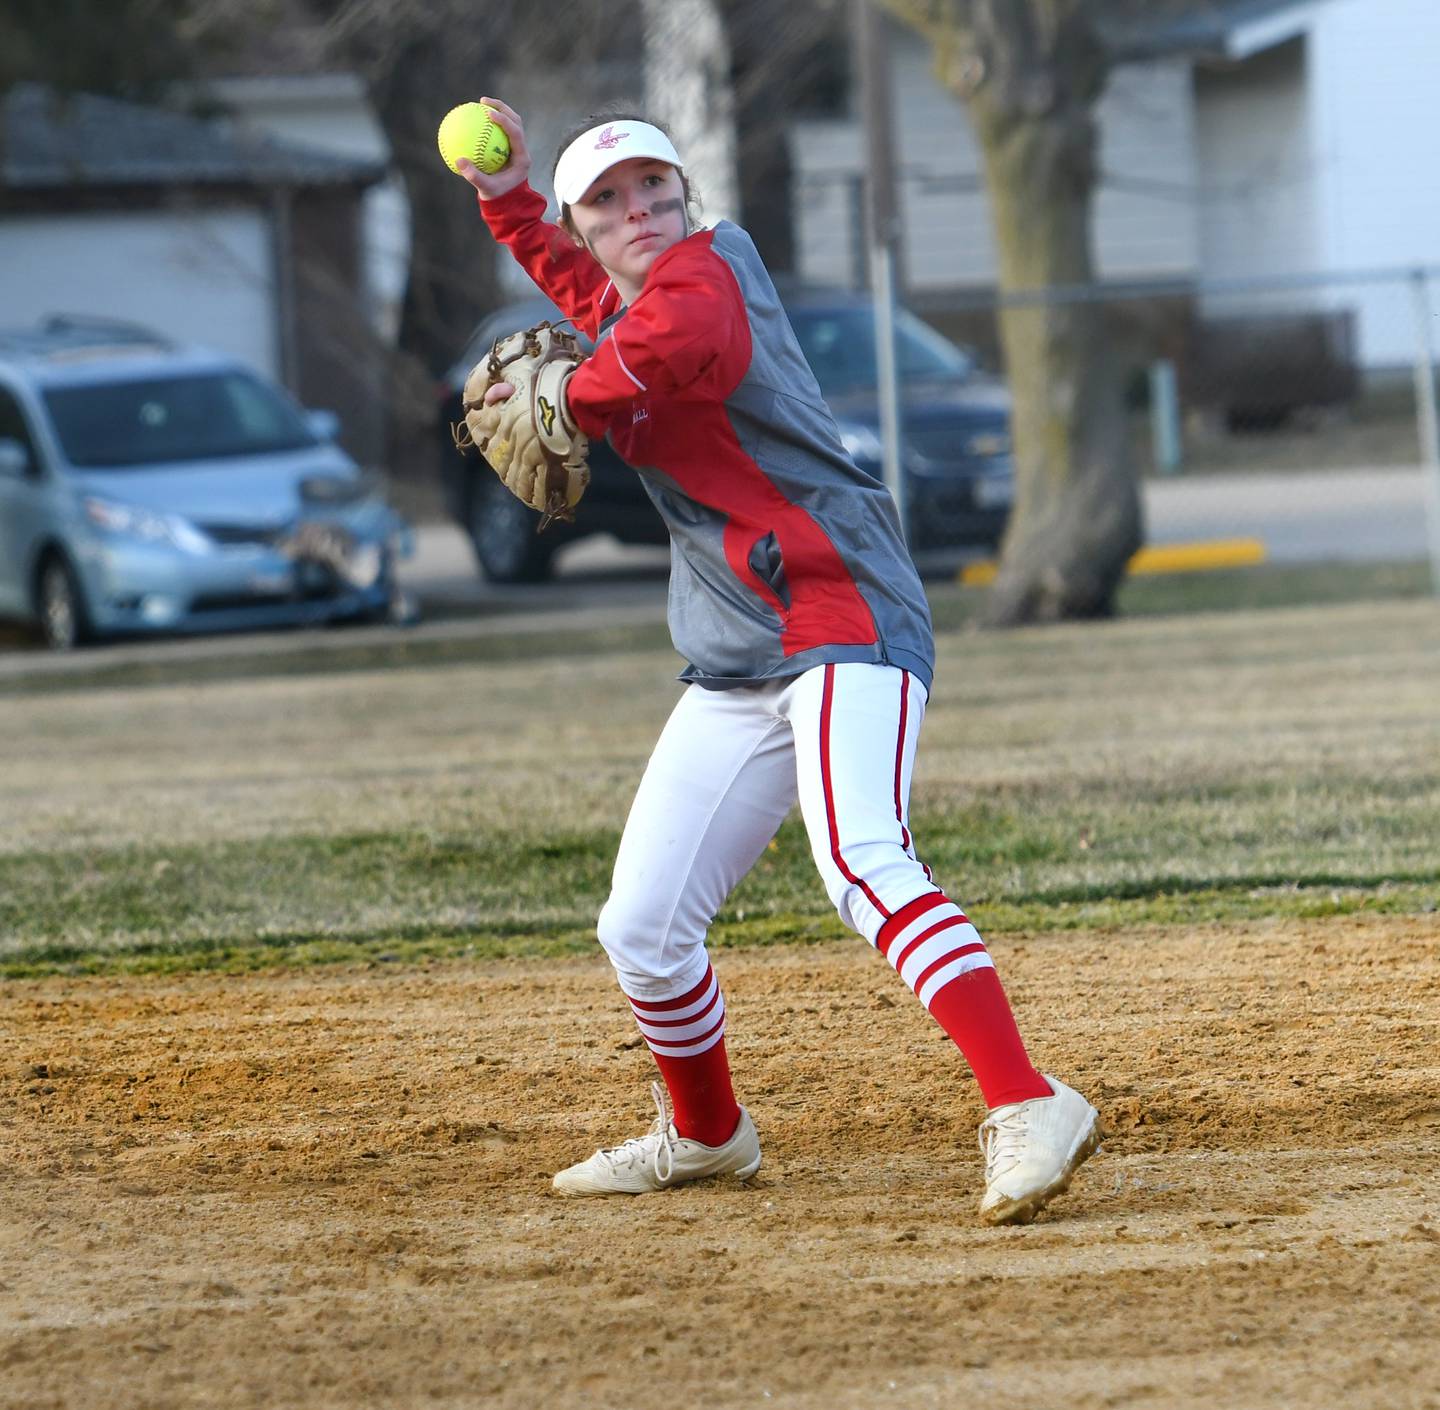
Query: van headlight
82 496 208 553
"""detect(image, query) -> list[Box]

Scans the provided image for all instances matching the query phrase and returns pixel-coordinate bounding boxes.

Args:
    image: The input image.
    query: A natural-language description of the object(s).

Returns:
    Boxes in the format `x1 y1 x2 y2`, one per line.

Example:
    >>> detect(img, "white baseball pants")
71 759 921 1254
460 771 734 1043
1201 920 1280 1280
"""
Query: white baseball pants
597 662 985 1006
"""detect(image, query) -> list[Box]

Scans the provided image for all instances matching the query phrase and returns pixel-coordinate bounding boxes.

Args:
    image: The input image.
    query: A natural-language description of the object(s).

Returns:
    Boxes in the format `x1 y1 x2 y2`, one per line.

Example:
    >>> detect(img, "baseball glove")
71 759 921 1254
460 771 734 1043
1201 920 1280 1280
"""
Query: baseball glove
452 321 590 531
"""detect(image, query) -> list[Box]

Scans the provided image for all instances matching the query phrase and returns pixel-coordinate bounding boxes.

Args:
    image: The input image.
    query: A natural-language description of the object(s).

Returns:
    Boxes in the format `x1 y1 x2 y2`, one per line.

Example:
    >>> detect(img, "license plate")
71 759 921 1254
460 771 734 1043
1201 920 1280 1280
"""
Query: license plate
247 570 293 595
974 476 1014 509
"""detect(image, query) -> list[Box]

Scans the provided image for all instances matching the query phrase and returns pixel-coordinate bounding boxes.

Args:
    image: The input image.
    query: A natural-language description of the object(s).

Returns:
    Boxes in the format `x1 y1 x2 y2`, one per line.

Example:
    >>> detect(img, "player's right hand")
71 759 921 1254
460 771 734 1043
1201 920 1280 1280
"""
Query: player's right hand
456 96 531 200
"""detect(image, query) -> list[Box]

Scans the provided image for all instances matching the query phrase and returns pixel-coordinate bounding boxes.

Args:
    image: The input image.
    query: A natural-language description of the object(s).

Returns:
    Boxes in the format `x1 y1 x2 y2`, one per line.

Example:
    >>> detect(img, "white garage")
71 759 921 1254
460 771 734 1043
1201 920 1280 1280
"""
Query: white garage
0 207 278 377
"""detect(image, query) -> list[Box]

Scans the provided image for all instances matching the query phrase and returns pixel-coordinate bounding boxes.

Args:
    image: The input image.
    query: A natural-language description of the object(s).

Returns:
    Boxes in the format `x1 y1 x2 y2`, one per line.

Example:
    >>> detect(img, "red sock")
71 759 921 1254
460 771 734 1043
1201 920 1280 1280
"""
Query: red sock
625 964 742 1147
926 966 1052 1108
651 1038 742 1147
876 893 1051 1109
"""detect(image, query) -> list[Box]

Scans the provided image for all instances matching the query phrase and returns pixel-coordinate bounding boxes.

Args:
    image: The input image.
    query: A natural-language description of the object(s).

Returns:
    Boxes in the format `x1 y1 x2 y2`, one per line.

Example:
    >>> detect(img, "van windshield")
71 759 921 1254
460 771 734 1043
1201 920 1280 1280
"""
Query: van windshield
44 371 317 468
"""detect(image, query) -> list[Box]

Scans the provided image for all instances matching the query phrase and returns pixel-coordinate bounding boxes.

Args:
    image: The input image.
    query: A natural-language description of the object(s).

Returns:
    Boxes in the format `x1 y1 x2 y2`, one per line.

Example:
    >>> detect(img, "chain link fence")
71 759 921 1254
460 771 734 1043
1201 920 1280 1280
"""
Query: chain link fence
795 166 1440 584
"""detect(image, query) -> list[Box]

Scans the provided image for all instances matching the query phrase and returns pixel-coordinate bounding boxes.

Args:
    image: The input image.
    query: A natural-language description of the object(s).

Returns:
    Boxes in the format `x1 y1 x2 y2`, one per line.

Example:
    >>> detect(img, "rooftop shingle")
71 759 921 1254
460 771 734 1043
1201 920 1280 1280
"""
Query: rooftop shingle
2 83 384 189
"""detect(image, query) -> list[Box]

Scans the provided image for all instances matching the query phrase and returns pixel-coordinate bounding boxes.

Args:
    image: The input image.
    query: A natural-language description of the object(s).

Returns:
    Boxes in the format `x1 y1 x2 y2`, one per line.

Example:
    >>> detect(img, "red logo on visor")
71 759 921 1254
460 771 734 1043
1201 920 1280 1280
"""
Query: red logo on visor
594 125 628 149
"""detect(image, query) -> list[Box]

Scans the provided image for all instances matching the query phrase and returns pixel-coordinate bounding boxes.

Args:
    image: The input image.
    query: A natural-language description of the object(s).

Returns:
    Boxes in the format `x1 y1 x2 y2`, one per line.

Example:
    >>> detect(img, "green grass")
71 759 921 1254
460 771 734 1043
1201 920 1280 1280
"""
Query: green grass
3 584 1438 977
2 810 1433 978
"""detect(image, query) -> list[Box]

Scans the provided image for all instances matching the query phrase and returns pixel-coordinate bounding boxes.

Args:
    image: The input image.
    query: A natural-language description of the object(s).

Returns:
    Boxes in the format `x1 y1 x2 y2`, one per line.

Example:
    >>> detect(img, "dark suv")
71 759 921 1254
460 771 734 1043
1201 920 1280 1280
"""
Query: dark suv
438 289 1013 582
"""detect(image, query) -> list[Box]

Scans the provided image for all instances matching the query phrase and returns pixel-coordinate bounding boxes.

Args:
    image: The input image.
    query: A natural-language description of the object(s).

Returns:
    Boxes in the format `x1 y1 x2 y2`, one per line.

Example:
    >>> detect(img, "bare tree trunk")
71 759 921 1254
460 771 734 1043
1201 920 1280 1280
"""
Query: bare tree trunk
641 0 739 226
881 0 1142 625
968 0 1140 623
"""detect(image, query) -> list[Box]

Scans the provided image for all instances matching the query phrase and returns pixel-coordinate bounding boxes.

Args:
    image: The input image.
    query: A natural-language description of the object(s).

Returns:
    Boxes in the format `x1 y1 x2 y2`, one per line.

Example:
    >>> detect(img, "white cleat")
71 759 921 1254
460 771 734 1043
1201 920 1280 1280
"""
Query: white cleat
977 1075 1102 1226
552 1082 762 1197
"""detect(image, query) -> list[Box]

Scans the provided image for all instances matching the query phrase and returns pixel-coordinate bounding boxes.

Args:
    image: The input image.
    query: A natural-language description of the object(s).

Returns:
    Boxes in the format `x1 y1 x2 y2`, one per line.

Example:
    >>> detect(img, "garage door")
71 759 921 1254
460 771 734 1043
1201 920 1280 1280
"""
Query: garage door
0 207 276 377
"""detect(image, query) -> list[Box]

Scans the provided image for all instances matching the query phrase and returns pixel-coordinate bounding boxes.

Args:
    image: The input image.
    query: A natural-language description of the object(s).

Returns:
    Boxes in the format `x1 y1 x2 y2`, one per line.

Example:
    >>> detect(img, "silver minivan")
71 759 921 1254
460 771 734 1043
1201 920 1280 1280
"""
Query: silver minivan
0 317 413 649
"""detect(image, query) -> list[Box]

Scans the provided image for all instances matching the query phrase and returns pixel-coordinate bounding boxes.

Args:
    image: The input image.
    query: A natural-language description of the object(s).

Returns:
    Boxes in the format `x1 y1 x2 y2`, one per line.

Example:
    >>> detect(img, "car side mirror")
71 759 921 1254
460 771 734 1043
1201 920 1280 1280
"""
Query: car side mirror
306 409 341 442
0 437 30 478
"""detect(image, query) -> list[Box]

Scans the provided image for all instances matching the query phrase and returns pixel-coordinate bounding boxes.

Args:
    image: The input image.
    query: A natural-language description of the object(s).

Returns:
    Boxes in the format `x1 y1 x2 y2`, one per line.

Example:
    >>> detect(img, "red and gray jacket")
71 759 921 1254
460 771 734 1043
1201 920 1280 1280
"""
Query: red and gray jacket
481 184 935 693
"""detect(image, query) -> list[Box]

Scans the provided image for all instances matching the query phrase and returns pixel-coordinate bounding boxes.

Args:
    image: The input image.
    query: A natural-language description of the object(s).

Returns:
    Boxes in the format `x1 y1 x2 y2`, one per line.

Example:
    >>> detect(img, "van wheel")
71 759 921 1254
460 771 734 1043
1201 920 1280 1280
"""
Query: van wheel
466 475 558 583
35 553 90 651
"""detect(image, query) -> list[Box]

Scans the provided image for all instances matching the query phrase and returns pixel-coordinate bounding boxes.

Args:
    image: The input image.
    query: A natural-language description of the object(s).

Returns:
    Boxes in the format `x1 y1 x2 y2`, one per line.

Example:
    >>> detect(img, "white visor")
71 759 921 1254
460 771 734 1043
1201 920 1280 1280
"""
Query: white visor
553 120 684 207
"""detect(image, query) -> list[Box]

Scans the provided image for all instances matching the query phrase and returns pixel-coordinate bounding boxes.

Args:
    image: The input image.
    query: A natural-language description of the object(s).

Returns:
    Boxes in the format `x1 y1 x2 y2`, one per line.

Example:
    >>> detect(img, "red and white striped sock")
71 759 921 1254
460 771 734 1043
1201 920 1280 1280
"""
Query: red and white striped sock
624 963 742 1148
876 892 1051 1109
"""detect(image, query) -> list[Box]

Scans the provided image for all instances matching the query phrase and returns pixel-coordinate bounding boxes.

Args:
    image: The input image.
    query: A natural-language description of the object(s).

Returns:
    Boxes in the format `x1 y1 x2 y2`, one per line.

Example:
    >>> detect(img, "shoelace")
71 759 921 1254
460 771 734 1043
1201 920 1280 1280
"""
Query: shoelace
595 1081 676 1183
977 1105 1030 1181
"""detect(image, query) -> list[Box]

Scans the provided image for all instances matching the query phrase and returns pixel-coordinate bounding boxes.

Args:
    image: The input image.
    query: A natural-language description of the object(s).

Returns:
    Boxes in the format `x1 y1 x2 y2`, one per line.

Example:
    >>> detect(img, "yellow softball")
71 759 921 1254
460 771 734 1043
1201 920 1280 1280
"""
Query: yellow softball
437 103 510 175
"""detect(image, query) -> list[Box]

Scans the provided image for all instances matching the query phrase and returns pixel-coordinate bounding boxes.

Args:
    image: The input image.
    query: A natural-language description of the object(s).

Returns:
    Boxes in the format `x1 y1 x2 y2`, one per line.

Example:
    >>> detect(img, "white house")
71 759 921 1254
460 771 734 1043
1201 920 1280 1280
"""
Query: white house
790 0 1440 370
1185 0 1440 366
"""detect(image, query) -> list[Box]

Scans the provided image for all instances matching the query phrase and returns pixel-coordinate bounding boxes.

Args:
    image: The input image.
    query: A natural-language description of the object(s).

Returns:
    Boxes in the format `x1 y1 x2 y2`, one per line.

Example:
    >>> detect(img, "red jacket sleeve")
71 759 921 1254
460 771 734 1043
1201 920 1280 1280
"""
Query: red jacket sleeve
565 238 752 439
478 184 621 338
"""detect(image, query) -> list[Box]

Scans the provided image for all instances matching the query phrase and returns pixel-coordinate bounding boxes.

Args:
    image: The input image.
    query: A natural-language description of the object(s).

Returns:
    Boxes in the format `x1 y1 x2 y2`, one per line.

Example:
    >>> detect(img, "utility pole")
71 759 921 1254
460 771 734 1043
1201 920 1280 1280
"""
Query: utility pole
852 0 907 539
1411 269 1440 596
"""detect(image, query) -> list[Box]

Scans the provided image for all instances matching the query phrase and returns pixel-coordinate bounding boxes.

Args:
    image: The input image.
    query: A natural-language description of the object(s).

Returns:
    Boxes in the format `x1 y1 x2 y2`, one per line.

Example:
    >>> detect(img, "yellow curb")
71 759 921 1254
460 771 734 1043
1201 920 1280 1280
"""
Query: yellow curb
959 537 1267 587
1130 538 1268 574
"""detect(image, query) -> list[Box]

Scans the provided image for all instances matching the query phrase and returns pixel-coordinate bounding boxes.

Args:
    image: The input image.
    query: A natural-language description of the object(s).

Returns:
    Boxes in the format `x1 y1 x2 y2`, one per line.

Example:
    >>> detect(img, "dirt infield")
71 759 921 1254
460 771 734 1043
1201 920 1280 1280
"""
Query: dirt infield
3 914 1438 1410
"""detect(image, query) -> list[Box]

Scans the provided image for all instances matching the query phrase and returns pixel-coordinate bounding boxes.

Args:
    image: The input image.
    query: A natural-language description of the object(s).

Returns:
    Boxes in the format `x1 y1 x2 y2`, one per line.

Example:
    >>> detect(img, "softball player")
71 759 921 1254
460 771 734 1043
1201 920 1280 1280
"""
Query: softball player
458 99 1100 1224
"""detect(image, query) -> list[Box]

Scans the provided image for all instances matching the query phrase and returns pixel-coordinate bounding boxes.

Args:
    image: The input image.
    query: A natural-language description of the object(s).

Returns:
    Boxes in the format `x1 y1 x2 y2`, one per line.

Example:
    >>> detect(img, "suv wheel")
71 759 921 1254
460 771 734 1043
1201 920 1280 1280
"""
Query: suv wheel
36 553 90 651
466 475 558 583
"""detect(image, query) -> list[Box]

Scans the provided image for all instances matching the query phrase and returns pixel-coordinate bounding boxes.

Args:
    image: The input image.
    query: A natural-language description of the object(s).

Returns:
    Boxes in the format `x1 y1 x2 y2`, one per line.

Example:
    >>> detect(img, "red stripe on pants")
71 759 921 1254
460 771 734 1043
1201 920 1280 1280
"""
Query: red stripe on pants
894 669 913 852
819 664 891 921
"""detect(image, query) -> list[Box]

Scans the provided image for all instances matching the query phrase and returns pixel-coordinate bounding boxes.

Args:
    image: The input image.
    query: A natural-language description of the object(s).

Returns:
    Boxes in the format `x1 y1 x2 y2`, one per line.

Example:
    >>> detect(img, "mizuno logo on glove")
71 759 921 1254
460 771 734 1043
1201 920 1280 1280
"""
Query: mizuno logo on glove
452 320 591 533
